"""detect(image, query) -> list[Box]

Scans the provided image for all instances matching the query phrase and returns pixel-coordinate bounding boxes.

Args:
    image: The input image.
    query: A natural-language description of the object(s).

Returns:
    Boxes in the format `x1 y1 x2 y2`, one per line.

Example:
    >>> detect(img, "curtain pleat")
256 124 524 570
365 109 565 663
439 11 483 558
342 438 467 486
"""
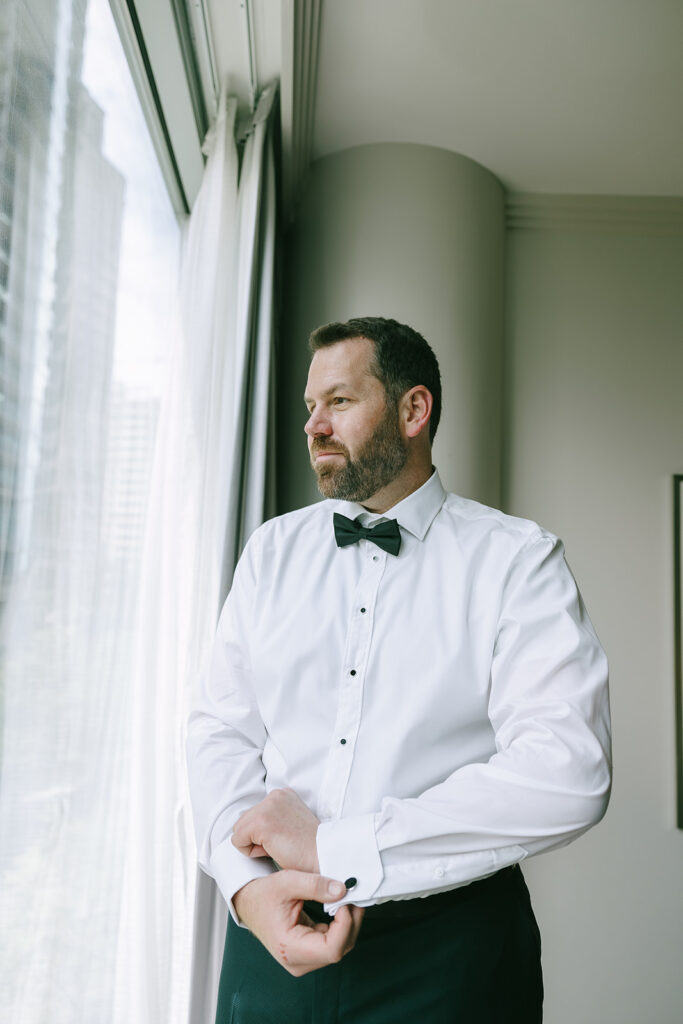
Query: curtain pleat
112 81 280 1024
188 82 280 1024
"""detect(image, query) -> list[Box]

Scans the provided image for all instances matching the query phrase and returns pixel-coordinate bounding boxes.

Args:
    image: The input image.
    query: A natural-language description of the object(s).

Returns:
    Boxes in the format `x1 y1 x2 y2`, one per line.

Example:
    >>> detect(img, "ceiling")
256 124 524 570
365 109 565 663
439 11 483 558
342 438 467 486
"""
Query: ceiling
311 0 683 195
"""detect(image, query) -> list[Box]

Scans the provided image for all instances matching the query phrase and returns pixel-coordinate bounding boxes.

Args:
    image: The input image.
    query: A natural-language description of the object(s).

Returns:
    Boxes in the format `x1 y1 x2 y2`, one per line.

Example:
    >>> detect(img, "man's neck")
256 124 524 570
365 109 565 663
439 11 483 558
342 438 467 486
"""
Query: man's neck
361 461 433 515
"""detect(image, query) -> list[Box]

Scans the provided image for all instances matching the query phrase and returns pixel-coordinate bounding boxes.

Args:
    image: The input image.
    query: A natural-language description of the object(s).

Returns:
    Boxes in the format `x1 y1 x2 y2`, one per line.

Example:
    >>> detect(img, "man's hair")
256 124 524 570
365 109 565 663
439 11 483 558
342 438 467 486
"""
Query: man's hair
308 316 442 442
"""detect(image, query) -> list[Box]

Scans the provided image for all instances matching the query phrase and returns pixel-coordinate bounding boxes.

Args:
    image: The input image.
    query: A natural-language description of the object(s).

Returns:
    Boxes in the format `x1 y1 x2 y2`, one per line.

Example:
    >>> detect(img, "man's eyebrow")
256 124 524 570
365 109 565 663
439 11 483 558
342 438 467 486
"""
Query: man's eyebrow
303 383 352 404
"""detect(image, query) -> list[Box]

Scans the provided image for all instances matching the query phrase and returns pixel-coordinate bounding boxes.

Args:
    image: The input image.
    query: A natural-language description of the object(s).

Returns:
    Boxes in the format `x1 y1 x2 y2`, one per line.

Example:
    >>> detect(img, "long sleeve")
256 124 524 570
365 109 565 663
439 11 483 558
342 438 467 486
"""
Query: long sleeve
317 533 612 911
186 532 276 920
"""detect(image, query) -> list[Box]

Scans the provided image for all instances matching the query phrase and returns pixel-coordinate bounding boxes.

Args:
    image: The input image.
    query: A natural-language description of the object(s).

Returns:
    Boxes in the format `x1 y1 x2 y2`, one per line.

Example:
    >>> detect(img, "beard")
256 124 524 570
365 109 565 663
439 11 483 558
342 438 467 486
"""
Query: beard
310 403 408 502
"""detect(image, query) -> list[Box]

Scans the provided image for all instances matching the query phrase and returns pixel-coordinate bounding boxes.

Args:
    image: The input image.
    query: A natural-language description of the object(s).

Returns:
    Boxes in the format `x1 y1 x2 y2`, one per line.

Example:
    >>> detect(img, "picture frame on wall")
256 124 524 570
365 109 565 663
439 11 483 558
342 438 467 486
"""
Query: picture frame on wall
674 475 683 829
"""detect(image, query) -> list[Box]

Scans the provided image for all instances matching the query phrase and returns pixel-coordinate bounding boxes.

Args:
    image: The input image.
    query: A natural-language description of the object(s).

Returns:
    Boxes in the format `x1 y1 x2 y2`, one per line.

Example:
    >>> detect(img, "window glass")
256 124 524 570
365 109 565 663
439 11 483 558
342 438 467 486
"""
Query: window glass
0 0 181 1018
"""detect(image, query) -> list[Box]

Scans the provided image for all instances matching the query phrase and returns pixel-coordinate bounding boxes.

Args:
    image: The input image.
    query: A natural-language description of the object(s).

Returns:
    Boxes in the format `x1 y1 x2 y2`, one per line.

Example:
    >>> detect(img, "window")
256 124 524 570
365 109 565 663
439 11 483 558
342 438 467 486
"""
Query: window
0 0 181 1018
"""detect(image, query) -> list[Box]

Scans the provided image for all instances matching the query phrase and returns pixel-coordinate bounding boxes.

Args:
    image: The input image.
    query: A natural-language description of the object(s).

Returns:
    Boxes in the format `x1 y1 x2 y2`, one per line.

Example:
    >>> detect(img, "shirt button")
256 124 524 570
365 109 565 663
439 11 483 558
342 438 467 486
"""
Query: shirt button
372 555 379 562
435 867 445 879
360 607 366 613
344 876 358 890
340 738 347 745
349 669 357 676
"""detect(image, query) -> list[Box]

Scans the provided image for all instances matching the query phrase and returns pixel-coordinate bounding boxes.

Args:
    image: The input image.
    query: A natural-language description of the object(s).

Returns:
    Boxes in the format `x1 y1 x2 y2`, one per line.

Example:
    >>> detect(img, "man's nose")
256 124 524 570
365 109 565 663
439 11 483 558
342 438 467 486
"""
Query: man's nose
304 408 332 438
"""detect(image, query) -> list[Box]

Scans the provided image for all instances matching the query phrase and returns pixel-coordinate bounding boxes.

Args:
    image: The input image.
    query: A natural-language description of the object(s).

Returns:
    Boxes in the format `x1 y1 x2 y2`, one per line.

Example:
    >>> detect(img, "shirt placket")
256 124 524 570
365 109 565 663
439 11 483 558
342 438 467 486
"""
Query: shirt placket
317 540 387 821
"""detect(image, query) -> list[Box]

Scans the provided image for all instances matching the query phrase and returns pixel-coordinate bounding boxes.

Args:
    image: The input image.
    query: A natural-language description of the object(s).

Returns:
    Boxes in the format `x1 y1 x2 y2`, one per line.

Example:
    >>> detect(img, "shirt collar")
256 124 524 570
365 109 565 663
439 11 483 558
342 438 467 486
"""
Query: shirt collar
332 468 446 542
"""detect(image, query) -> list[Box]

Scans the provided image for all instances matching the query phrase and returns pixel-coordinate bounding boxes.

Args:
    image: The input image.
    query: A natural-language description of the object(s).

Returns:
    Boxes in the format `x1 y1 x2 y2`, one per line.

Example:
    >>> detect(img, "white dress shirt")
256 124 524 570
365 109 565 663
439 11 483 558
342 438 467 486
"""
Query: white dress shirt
186 470 611 918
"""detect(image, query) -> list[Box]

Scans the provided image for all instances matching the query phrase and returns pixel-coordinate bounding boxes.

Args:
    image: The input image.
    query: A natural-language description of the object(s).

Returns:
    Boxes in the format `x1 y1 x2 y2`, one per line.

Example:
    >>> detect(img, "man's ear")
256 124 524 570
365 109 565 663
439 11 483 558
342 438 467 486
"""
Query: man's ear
401 385 433 439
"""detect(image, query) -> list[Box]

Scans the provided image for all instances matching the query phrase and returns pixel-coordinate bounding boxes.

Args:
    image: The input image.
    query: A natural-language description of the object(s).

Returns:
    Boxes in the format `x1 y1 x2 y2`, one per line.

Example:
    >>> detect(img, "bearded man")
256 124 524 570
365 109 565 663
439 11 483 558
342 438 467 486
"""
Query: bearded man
187 317 611 1023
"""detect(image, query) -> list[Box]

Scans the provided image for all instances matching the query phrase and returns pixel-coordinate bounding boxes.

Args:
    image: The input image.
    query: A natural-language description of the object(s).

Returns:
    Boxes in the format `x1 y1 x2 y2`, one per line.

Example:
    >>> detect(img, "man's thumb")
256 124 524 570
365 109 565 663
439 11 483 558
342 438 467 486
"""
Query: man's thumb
324 878 346 901
285 870 346 902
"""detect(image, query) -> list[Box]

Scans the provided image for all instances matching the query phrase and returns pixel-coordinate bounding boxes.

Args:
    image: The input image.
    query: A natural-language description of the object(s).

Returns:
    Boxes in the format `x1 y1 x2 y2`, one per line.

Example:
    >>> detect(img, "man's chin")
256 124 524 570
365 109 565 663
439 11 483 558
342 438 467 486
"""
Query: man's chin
314 464 352 499
315 471 340 498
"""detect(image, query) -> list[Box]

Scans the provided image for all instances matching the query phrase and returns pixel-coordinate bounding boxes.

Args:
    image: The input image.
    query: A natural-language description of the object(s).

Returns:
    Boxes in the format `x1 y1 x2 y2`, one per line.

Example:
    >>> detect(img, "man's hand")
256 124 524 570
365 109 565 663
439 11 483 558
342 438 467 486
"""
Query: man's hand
233 871 364 977
232 788 320 873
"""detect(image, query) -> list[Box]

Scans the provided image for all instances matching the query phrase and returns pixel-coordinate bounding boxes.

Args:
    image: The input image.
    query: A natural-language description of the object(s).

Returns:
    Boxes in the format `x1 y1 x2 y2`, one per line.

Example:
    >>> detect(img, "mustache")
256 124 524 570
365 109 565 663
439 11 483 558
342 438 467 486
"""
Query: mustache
310 439 350 457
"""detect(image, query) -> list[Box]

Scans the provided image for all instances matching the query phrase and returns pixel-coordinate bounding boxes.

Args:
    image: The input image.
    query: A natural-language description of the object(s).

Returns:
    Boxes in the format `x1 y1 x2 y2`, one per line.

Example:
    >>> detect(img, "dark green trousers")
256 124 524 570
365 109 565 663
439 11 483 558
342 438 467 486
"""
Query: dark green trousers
216 866 543 1024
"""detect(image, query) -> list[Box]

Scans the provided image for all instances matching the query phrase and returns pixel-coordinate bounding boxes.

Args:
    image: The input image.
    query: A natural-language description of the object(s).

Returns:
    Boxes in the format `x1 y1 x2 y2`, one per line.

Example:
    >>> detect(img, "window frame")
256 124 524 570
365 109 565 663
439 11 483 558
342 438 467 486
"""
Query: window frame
109 0 211 215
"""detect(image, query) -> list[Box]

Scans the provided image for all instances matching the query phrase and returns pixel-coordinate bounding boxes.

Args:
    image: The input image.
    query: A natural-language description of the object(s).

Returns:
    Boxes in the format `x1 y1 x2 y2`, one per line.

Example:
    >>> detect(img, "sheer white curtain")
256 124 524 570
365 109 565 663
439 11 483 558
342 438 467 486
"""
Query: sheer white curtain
113 81 279 1024
0 1 182 1021
0 1 279 1015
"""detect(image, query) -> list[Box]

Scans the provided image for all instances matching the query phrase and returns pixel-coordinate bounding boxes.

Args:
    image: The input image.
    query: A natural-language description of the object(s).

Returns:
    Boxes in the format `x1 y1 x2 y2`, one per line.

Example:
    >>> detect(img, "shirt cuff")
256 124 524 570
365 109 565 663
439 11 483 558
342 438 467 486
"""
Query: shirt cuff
209 837 277 926
316 813 383 914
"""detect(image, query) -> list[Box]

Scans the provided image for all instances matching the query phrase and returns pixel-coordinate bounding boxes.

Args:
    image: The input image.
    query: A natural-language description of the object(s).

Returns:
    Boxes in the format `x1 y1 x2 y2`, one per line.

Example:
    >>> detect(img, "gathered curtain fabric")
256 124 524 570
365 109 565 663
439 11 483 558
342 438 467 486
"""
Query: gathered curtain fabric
112 82 279 1024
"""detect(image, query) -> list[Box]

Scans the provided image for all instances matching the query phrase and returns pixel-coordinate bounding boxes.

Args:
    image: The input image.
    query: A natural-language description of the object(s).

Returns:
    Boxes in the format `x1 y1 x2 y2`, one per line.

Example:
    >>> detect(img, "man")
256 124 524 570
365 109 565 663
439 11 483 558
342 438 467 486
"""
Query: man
187 317 611 1023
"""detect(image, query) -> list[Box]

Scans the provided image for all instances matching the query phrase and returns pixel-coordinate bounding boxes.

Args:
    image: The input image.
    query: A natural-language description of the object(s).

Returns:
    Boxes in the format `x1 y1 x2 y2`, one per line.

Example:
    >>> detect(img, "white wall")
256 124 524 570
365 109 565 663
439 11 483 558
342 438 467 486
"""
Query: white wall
277 143 504 512
279 150 683 1022
504 215 683 1024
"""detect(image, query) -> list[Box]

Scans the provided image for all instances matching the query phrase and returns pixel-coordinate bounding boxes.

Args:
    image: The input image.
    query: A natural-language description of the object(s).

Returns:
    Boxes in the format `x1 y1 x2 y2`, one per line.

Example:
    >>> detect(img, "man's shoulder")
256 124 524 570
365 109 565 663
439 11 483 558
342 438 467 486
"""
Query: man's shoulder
438 490 557 548
245 499 333 548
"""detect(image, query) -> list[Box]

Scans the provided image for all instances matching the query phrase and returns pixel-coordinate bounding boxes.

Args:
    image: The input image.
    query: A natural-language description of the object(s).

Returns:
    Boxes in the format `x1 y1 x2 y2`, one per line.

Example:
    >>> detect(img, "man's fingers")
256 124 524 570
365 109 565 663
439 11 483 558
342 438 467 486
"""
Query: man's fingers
330 904 360 954
318 904 355 963
241 872 360 978
299 898 363 950
232 812 269 858
230 816 252 854
277 869 346 905
285 907 353 970
345 904 365 953
231 834 260 857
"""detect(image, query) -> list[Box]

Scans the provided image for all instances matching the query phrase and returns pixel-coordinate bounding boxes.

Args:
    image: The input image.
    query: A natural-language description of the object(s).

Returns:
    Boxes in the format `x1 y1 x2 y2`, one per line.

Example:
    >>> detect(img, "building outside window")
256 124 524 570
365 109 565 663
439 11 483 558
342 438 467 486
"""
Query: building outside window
0 0 182 1019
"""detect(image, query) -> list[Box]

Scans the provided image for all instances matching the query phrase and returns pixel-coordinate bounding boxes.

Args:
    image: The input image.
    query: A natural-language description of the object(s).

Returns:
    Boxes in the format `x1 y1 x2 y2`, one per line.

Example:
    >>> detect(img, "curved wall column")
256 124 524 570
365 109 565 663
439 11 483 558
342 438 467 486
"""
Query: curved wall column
278 143 504 512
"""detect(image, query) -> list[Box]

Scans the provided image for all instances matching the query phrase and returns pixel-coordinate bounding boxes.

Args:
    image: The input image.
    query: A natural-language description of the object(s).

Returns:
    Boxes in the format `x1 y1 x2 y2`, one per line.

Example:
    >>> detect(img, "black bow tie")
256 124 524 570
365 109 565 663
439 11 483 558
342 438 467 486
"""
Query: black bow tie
333 513 401 556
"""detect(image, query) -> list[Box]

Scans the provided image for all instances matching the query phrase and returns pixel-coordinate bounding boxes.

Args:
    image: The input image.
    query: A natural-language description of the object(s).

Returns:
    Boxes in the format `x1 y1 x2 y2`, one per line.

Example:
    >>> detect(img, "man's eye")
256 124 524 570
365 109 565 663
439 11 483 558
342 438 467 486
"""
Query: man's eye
332 397 349 406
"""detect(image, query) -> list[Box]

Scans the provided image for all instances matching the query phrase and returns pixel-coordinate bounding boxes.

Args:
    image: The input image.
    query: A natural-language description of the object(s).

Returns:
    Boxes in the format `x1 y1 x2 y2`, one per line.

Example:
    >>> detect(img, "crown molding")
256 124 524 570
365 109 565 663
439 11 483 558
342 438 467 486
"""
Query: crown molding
506 193 683 235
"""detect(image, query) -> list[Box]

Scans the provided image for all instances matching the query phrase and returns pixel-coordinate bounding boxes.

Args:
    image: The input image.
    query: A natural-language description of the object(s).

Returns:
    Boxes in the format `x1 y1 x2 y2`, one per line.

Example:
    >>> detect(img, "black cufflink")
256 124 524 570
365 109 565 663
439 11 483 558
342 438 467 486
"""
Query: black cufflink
344 876 357 889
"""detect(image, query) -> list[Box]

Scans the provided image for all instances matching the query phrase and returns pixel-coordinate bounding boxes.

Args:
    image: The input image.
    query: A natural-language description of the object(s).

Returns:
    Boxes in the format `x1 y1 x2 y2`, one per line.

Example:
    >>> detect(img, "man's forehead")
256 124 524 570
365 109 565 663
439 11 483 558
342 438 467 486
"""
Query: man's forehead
308 336 373 376
305 338 377 399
